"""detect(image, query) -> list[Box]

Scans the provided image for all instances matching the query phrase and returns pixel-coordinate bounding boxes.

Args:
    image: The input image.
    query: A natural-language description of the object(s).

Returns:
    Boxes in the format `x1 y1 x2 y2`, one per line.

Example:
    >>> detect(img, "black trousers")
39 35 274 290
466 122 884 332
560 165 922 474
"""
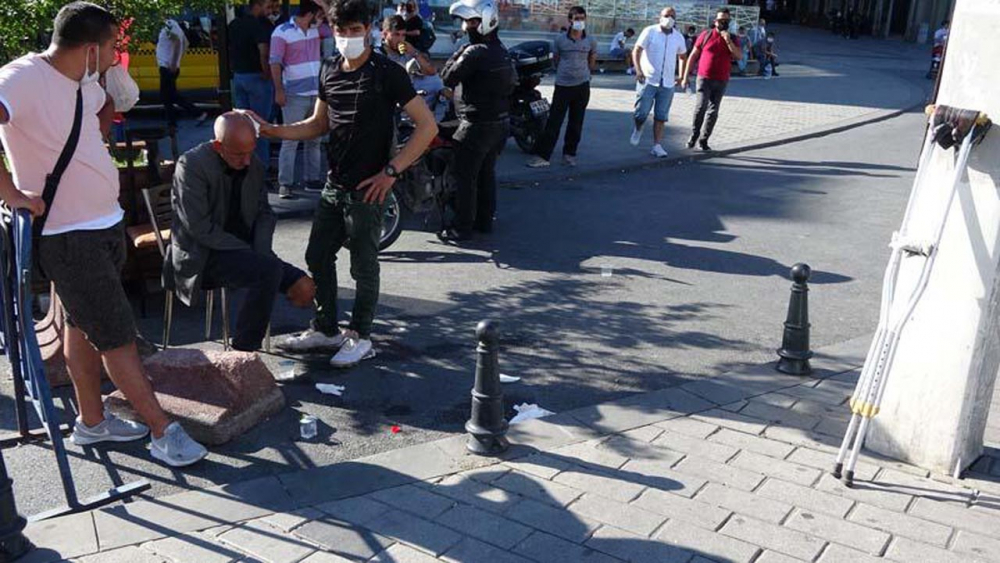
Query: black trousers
691 77 728 143
159 66 200 126
452 119 509 234
201 248 306 351
534 82 591 160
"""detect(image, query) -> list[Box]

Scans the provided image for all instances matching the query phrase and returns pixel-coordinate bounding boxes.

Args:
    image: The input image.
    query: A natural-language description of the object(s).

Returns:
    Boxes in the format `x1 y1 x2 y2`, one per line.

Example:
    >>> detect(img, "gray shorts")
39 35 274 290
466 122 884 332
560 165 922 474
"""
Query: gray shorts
37 223 137 352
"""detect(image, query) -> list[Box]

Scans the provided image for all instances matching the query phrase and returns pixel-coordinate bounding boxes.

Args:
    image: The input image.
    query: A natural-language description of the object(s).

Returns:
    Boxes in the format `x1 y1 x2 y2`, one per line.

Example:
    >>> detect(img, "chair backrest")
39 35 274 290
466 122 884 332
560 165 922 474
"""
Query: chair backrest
141 183 173 258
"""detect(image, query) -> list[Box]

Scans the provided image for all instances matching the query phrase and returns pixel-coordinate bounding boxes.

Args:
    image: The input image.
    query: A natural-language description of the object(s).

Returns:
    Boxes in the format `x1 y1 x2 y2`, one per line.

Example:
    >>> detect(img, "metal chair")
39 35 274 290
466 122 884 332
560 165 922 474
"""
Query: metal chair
141 184 271 352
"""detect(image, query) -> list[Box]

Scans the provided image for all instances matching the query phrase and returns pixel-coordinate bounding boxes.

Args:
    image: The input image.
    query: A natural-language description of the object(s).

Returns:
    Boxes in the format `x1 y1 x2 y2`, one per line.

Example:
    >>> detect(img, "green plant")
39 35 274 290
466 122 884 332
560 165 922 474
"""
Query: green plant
0 0 229 64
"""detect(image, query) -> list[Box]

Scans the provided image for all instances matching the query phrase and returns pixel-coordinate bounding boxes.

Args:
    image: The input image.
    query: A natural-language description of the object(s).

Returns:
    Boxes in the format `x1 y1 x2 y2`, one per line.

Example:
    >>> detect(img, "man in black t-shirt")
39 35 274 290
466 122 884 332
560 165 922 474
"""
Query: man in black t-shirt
258 0 437 368
229 0 274 167
397 0 424 45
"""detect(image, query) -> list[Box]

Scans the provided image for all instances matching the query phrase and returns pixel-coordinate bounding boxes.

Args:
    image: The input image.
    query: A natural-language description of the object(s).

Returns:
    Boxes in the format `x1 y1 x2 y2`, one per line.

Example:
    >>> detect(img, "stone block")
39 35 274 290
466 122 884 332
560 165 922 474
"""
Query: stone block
618 458 708 498
72 546 168 563
674 456 765 492
553 465 646 503
757 478 854 519
847 502 952 547
815 474 913 513
694 483 792 524
631 488 731 531
655 519 759 563
784 509 890 555
369 485 456 520
884 537 988 563
951 530 1000 561
785 447 880 482
719 515 825 561
513 531 620 563
693 409 769 436
730 451 822 487
370 544 442 563
652 430 740 463
23 512 97 561
503 498 601 544
364 509 464 556
435 504 533 549
654 417 719 440
441 537 534 563
428 474 519 514
909 497 1000 539
754 550 807 563
293 517 394 561
105 349 284 445
709 428 796 459
502 454 575 481
143 534 244 563
817 543 884 563
491 470 584 507
570 494 666 537
217 520 317 563
585 525 691 563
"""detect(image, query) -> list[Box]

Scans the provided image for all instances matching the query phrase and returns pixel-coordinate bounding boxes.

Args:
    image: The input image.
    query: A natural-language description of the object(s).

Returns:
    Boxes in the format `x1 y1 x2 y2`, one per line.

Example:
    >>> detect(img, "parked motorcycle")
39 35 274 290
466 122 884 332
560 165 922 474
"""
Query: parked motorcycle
508 40 553 154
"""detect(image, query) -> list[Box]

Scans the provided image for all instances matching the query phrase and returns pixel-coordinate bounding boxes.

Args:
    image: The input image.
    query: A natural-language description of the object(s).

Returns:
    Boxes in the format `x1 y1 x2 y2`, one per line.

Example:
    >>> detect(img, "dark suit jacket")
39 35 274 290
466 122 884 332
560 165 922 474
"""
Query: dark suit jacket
163 142 276 306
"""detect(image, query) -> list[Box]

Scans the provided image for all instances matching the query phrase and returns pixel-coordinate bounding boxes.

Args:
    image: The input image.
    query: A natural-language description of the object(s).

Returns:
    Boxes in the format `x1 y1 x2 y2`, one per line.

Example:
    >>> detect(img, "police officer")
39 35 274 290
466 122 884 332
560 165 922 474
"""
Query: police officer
439 0 515 242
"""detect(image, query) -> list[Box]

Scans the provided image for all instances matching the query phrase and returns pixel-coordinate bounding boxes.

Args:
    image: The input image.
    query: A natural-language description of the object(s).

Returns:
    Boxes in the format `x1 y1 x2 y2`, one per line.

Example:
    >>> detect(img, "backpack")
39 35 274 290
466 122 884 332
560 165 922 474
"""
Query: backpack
414 20 436 53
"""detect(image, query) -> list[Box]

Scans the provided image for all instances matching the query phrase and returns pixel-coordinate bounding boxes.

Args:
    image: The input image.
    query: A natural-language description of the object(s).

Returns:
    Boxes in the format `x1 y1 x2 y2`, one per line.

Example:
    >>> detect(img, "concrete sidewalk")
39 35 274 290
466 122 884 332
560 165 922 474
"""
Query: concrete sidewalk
21 335 1000 563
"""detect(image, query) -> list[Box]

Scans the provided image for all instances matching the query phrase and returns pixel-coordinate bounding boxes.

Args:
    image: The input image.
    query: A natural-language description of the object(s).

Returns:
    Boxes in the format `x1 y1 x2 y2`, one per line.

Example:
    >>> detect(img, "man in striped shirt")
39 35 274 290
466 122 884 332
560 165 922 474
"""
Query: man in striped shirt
270 0 330 198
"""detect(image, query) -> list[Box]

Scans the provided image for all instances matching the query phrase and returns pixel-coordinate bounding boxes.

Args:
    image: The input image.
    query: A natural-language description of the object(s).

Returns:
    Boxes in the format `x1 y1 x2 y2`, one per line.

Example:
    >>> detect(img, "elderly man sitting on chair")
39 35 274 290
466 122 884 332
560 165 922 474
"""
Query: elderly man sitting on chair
165 112 315 352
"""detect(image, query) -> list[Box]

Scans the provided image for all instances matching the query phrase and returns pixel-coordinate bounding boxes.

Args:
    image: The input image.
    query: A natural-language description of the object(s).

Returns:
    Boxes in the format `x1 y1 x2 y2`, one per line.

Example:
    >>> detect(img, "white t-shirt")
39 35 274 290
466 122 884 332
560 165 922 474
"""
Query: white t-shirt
636 25 687 87
156 19 188 69
934 27 949 46
610 31 627 52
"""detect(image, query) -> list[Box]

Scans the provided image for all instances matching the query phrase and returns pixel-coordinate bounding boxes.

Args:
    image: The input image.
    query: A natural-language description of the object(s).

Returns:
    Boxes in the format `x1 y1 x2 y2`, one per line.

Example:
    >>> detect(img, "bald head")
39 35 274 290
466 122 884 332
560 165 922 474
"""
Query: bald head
212 112 258 170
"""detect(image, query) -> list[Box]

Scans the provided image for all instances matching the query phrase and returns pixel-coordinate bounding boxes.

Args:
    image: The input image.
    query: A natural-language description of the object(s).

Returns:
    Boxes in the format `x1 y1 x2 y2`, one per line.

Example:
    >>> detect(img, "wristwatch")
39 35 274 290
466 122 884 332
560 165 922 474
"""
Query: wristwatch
384 164 400 178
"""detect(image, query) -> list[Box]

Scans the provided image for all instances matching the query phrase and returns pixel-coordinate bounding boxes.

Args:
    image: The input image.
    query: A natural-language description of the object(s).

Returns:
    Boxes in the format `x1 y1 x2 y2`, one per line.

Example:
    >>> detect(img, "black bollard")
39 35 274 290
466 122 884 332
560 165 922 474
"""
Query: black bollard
0 449 30 560
466 320 509 455
776 263 813 375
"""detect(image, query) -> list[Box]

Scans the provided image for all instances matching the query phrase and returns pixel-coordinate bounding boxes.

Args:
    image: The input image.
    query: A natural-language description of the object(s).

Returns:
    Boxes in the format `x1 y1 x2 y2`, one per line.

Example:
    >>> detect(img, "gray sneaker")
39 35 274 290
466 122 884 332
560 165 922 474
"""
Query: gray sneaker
71 413 149 446
278 185 295 199
150 422 208 467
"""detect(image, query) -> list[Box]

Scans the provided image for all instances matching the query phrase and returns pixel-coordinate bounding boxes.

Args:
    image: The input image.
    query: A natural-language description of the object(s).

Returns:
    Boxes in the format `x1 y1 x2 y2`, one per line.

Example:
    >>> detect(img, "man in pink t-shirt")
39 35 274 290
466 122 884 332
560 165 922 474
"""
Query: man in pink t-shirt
0 1 206 467
680 8 742 151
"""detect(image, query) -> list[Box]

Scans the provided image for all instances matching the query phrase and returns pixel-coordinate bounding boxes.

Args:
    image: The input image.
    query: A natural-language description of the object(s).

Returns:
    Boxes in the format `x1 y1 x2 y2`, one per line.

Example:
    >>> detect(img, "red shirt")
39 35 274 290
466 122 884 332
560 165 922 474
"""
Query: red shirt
696 30 738 81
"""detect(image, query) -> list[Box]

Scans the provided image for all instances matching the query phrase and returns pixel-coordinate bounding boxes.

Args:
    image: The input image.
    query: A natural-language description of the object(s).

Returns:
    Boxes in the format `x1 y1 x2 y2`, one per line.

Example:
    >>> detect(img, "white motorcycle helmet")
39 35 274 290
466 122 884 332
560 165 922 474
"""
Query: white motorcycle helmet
449 0 499 36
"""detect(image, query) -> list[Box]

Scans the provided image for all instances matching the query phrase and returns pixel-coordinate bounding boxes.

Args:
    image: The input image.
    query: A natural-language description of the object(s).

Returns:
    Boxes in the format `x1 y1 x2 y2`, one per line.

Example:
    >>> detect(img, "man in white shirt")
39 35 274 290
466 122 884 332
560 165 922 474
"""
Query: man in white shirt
157 18 207 127
630 6 687 158
609 28 635 72
934 20 949 47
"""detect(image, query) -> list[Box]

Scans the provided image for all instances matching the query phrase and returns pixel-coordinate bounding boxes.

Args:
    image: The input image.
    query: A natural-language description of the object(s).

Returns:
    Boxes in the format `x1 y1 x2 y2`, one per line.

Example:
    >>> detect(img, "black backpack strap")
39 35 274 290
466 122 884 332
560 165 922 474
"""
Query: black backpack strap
33 87 83 237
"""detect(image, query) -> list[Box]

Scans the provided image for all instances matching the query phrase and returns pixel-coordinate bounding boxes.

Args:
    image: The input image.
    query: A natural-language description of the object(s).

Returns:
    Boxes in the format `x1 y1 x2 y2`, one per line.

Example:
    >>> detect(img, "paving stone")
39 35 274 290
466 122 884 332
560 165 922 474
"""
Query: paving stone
754 550 807 563
369 485 456 519
847 502 952 547
708 428 796 459
278 456 424 507
553 441 630 472
873 468 973 504
553 466 647 503
70 546 167 563
653 417 720 440
719 515 825 561
655 519 759 563
505 413 600 452
492 470 585 507
297 551 353 563
720 401 750 413
652 431 740 463
513 531 620 563
730 451 822 487
673 456 765 492
23 512 97 560
570 494 666 537
909 497 1000 540
428 474 520 514
258 508 327 533
458 465 511 485
568 388 714 434
816 474 913 513
596 436 686 467
784 509 890 555
364 509 464 556
292 518 394 561
813 417 850 439
585 525 691 563
787 398 850 421
369 543 441 563
218 520 318 563
950 530 1000 562
502 454 575 480
631 488 731 531
144 534 244 563
740 401 821 431
440 537 534 563
693 409 768 436
750 393 800 410
757 478 854 518
694 483 793 524
816 543 884 563
763 426 840 454
775 384 851 407
618 425 665 443
314 496 391 526
503 498 601 543
884 537 990 563
785 447 880 482
435 504 533 549
617 458 709 498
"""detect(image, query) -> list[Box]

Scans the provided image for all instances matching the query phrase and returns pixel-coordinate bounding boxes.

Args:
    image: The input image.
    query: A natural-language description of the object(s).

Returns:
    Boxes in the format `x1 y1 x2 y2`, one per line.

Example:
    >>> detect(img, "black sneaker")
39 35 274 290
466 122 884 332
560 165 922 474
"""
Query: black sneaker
686 137 698 149
699 139 712 151
438 228 472 243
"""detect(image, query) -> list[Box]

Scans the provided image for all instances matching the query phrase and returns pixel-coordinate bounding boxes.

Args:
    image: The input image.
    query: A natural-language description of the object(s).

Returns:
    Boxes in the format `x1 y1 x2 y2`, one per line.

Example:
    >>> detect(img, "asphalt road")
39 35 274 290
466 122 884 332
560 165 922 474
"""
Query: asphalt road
1 109 926 516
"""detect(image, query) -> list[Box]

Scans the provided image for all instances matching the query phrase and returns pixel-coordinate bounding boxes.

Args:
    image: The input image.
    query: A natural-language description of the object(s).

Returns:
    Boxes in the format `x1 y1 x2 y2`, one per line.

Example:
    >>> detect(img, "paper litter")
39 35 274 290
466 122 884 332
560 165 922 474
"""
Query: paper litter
510 403 555 424
315 383 345 396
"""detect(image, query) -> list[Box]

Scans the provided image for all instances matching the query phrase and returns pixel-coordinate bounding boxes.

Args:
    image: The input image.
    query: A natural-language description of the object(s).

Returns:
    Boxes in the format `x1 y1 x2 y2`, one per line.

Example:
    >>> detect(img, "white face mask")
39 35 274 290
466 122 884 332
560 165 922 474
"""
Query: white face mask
336 34 367 60
82 44 101 85
267 13 280 23
571 20 585 31
660 16 675 30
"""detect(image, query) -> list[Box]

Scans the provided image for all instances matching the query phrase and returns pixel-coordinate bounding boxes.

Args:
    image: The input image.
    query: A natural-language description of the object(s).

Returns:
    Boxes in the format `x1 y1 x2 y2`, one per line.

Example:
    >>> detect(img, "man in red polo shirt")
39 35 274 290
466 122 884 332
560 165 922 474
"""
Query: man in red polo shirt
681 8 742 151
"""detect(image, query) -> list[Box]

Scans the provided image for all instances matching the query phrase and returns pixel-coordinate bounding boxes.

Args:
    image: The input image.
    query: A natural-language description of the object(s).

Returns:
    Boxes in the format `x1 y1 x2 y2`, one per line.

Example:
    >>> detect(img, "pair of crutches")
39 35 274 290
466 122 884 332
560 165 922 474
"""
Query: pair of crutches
832 112 985 487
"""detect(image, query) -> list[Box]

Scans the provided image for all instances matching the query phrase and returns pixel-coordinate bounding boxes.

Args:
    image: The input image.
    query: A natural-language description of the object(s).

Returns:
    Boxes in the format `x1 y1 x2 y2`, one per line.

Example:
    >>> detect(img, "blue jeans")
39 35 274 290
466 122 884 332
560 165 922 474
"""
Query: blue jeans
634 81 675 124
233 73 274 169
278 95 323 188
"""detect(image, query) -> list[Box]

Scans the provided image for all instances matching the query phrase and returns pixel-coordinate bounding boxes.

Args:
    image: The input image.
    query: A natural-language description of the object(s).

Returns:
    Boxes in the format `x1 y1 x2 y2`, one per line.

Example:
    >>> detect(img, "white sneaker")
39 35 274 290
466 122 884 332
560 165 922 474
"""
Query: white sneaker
630 124 644 146
329 337 375 368
526 156 550 168
71 412 149 446
150 422 208 467
651 144 669 158
276 329 348 352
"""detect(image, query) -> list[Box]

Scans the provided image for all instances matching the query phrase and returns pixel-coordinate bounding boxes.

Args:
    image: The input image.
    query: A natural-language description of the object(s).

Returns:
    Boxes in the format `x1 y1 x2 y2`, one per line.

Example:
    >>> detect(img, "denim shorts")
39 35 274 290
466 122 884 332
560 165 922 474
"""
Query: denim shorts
634 82 676 123
37 223 137 352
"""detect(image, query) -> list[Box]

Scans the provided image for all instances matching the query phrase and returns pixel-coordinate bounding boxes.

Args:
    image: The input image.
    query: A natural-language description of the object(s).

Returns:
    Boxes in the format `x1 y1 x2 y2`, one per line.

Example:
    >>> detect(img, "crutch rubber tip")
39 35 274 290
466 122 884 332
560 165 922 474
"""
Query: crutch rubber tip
842 470 855 488
832 463 843 479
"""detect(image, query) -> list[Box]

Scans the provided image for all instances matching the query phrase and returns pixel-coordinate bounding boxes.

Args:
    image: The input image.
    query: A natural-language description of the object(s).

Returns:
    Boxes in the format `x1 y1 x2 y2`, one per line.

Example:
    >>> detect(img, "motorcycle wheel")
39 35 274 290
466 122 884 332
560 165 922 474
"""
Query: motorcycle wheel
379 190 404 251
515 117 541 154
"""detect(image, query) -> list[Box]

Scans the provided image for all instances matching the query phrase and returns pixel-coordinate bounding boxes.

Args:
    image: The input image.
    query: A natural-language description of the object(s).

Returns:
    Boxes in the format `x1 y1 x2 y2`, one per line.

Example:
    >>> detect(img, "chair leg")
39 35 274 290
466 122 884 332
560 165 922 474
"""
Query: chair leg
205 290 214 341
220 288 230 351
162 292 174 350
265 323 271 354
